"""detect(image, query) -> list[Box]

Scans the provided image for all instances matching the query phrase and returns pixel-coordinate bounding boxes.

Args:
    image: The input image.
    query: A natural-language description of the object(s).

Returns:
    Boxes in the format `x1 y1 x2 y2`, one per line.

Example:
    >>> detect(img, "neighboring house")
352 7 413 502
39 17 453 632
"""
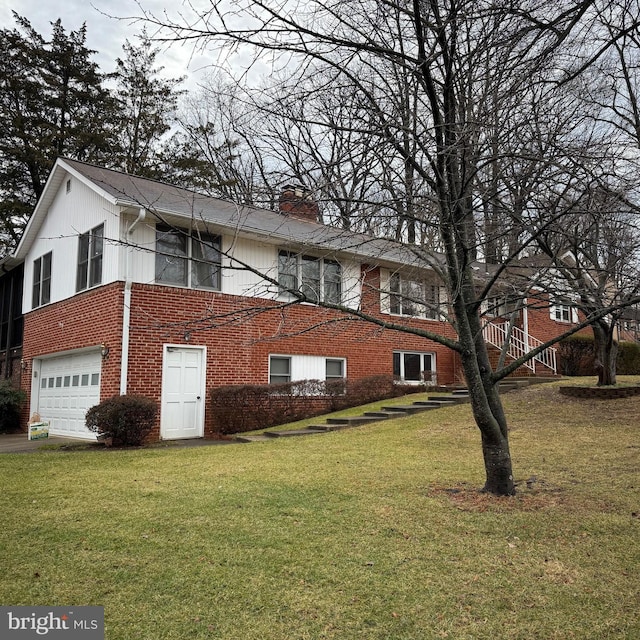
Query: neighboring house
8 158 568 441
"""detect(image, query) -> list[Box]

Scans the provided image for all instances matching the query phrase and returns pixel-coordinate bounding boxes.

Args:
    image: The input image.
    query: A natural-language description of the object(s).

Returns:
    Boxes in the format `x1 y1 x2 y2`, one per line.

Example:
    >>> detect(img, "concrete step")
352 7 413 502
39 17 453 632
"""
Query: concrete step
363 411 398 418
234 434 273 442
262 428 326 438
305 423 351 432
420 398 467 408
326 415 384 426
427 395 468 404
380 404 438 415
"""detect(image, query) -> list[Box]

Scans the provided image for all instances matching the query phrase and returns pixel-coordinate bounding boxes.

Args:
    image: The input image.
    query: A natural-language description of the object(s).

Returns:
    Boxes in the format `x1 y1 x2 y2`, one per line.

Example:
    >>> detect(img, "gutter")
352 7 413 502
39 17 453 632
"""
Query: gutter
120 208 146 394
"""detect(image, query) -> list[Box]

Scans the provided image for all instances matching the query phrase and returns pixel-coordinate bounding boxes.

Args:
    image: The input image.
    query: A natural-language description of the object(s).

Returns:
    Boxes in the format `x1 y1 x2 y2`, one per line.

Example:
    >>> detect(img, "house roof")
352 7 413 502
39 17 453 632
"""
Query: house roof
14 157 442 272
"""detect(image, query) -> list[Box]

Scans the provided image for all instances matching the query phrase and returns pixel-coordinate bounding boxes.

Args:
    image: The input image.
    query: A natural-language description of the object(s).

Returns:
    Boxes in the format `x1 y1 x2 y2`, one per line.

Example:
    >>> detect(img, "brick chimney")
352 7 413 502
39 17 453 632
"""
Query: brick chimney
278 184 319 222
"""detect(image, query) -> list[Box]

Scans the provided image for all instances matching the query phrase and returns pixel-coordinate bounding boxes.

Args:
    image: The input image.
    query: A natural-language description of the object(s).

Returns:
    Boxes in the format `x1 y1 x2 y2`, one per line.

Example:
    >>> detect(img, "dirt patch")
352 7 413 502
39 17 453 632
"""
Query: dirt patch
428 480 568 513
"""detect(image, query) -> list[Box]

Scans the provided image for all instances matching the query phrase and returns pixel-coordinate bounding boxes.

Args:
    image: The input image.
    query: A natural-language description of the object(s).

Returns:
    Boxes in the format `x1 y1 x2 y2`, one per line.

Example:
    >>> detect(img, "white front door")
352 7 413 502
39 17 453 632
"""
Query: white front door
160 346 206 439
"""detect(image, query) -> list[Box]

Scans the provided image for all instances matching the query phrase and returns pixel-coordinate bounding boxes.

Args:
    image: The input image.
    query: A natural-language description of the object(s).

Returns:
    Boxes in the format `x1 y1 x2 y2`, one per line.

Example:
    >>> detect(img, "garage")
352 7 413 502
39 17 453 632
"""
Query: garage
35 350 102 439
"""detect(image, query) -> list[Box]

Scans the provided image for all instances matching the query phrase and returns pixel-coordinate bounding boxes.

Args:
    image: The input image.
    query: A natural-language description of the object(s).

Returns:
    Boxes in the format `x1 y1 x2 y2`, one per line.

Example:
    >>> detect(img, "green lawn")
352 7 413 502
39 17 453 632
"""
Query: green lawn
1 378 638 639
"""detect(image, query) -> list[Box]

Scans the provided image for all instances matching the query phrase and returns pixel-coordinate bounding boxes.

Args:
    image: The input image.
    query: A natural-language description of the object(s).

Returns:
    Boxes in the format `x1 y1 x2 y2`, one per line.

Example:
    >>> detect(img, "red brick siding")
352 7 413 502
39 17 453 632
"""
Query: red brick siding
25 268 584 440
123 267 458 439
20 282 124 426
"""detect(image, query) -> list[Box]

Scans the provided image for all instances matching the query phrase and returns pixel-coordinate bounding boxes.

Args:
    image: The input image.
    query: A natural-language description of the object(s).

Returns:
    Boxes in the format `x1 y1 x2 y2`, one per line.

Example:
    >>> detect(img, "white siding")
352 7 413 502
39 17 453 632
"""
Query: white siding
120 213 157 284
224 237 279 299
125 220 363 308
341 259 362 310
271 354 346 382
23 176 119 313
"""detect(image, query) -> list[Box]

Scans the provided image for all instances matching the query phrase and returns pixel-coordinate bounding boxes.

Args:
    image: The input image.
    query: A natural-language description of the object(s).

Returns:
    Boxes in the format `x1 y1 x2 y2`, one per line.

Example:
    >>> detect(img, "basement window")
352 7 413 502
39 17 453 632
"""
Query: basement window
393 351 436 384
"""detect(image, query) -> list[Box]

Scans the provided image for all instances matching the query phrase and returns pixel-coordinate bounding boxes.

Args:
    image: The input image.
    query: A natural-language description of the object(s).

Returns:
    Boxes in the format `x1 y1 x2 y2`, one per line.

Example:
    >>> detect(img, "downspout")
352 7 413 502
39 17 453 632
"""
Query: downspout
120 208 146 394
522 298 532 374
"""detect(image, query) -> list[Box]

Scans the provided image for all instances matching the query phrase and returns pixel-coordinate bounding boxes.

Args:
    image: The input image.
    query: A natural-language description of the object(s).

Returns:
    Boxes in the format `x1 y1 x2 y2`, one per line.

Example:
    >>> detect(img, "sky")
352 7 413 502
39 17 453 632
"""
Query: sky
0 0 218 90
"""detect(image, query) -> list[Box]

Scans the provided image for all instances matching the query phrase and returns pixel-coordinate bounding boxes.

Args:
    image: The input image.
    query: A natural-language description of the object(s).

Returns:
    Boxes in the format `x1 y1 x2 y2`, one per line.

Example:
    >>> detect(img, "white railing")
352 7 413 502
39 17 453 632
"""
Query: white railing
483 322 557 374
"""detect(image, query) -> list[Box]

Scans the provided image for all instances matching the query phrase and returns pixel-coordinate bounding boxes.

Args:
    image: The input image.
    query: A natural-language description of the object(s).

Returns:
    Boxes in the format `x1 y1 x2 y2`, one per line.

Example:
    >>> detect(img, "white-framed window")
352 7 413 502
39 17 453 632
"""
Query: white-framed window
389 273 441 320
76 223 104 292
278 251 342 304
269 354 347 385
32 252 52 309
485 295 521 318
393 351 436 383
551 298 576 323
325 359 345 380
155 225 221 289
269 356 292 385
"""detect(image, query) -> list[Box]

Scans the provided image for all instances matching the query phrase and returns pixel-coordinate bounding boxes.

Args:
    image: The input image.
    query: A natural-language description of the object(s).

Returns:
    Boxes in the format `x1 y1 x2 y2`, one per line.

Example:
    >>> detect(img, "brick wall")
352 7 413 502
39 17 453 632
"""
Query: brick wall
122 267 458 438
20 282 124 425
25 269 582 440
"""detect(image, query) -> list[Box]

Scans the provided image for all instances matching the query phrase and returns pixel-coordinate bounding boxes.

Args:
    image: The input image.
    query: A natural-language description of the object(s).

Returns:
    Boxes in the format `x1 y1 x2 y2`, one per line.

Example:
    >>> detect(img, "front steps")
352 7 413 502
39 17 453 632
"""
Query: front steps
235 376 556 442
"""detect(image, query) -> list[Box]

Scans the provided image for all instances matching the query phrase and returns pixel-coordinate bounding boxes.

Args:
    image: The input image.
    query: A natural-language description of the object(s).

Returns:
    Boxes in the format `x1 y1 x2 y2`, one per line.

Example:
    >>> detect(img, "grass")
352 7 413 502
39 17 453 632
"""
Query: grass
1 377 638 639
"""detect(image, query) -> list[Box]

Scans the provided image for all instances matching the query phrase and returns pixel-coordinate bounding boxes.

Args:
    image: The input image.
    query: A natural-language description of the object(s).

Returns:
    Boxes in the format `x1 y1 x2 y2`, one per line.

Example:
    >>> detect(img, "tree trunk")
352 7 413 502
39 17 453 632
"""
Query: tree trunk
464 369 516 496
453 282 516 496
480 430 516 495
592 321 618 386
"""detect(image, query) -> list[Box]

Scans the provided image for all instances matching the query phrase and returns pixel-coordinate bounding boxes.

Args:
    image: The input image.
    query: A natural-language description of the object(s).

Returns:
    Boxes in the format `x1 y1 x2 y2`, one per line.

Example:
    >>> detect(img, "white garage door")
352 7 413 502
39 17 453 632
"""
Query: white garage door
37 351 102 439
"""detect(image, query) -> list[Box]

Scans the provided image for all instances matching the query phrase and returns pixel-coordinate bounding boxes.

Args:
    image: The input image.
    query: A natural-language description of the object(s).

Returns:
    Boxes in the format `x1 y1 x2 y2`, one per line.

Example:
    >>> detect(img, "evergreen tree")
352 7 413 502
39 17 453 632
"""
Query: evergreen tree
0 13 119 256
113 33 184 178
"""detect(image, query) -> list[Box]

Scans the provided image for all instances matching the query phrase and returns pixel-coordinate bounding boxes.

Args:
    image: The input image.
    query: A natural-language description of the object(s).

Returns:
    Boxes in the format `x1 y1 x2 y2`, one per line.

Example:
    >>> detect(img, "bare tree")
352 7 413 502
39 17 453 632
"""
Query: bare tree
536 180 640 385
137 0 640 496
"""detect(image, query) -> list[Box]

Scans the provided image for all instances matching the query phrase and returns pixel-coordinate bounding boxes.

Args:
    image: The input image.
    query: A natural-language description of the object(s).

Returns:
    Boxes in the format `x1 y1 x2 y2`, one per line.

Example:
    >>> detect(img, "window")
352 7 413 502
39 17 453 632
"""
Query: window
269 356 291 385
393 351 435 383
269 355 346 386
32 252 52 309
389 274 440 320
278 251 342 304
76 224 104 291
551 299 573 323
485 295 520 318
155 226 221 289
326 359 345 380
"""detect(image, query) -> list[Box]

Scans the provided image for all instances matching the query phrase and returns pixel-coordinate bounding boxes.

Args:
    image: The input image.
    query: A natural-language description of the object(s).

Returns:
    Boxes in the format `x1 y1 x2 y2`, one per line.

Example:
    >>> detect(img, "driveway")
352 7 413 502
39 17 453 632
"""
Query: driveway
0 433 237 453
0 433 84 453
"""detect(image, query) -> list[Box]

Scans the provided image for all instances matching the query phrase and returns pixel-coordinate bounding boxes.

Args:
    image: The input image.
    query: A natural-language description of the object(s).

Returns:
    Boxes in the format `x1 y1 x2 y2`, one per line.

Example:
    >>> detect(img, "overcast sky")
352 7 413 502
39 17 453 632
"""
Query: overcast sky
0 0 218 89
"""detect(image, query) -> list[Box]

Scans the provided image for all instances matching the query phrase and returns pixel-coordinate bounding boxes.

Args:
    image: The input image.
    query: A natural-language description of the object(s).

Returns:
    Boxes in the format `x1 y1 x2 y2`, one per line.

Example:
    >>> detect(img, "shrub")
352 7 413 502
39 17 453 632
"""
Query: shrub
0 380 26 433
210 374 402 435
558 335 640 376
85 395 157 446
325 374 399 411
558 335 595 376
617 341 640 375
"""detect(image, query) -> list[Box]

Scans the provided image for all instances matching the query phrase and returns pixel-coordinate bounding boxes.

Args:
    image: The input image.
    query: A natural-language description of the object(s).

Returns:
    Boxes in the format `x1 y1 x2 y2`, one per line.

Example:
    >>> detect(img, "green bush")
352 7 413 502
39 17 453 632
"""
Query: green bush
0 380 26 433
85 395 157 446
